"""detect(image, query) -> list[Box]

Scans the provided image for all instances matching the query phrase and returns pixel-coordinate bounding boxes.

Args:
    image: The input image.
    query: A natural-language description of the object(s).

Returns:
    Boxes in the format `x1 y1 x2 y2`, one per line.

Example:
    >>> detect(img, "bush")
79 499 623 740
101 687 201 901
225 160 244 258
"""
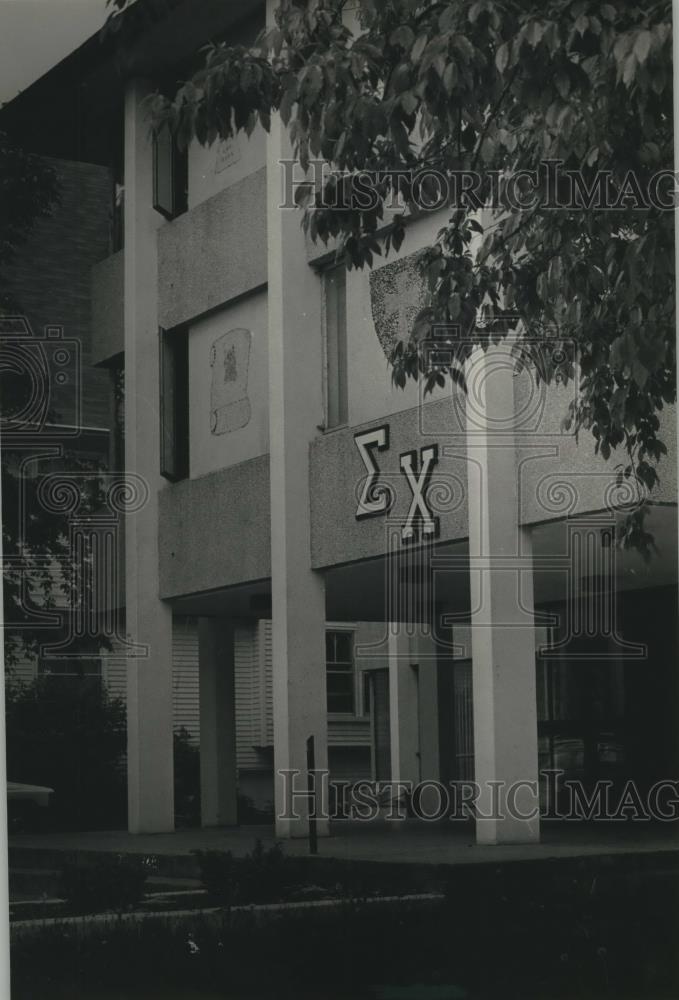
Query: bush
237 792 274 825
239 839 294 902
5 676 127 830
59 855 147 913
173 726 200 827
194 839 295 904
193 849 238 905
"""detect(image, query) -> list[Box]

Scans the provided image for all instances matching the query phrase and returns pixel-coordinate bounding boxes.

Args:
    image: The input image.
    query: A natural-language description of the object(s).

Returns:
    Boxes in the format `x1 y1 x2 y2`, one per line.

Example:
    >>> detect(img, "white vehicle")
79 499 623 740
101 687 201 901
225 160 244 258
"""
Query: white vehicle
6 782 53 830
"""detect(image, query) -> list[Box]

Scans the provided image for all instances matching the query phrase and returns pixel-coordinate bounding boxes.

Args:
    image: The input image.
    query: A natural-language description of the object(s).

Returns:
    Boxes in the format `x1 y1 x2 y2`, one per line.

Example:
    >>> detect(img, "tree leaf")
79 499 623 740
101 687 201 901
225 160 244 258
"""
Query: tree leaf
495 42 509 73
633 30 652 65
411 33 428 65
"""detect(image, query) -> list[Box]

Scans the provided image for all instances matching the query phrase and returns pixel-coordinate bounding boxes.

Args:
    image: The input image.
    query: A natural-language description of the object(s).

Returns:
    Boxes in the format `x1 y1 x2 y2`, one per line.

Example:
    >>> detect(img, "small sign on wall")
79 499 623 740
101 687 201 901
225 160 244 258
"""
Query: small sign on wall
210 329 251 435
215 137 241 173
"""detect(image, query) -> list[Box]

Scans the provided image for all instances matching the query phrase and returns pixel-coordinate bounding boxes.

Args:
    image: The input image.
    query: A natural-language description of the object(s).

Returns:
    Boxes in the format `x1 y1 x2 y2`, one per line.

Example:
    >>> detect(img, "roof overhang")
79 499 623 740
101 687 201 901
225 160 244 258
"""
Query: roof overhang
0 0 262 164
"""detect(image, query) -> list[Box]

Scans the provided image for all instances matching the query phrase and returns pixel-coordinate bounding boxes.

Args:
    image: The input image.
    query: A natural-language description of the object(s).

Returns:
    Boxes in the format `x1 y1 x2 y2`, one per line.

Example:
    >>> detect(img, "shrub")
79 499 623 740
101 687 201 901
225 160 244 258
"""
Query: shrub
173 726 200 827
239 839 294 903
5 675 126 831
237 792 274 825
59 855 147 913
194 839 295 904
193 849 238 905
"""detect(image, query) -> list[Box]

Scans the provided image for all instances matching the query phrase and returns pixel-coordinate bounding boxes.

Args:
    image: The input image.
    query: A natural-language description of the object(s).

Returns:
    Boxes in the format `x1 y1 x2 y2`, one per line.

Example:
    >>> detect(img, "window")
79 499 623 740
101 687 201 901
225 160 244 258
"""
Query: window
326 630 355 714
323 265 348 428
110 106 125 252
39 658 101 679
152 125 188 220
159 326 189 481
109 354 124 473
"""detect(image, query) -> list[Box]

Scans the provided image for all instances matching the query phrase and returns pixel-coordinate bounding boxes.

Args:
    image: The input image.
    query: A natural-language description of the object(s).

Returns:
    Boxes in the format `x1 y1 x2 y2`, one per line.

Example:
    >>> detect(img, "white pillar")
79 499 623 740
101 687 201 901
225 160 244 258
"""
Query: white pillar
0 445 10 999
266 29 329 838
124 79 175 833
465 344 540 844
198 618 238 827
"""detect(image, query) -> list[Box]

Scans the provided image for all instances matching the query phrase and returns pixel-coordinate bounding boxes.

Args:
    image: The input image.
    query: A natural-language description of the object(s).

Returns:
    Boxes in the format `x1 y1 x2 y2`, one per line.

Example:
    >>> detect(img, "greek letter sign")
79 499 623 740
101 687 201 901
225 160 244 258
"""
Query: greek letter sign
354 425 439 542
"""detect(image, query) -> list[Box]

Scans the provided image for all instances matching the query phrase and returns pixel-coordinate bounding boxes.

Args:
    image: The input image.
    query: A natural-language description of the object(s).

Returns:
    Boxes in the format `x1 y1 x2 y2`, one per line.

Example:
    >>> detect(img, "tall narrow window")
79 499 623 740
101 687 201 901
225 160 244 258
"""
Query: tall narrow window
159 327 189 481
326 630 355 714
109 354 125 473
323 265 348 428
153 125 188 220
111 106 125 252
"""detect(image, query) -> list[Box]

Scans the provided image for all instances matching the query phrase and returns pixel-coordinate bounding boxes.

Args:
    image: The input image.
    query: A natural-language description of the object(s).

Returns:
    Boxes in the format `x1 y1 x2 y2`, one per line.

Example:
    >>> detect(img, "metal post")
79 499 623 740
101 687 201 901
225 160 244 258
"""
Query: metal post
306 735 318 855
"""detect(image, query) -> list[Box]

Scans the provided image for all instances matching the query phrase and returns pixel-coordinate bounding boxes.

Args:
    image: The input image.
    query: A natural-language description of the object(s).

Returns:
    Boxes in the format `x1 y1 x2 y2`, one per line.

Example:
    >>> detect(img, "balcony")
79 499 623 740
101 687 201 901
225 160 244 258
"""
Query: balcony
157 167 267 331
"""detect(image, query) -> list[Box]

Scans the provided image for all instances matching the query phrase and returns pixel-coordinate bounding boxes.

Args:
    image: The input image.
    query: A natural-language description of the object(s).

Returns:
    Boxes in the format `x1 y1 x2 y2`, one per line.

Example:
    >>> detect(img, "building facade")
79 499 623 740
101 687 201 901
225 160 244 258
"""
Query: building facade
4 0 678 844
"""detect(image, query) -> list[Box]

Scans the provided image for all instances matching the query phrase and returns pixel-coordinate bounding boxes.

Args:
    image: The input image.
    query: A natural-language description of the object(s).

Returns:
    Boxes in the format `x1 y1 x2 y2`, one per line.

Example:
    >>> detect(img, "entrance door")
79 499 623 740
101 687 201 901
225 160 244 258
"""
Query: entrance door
537 637 626 813
437 658 474 811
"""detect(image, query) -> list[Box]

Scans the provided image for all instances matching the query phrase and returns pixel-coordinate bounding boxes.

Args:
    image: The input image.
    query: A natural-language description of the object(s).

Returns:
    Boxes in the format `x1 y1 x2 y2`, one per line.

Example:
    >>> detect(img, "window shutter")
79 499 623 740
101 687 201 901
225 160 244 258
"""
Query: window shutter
159 327 189 481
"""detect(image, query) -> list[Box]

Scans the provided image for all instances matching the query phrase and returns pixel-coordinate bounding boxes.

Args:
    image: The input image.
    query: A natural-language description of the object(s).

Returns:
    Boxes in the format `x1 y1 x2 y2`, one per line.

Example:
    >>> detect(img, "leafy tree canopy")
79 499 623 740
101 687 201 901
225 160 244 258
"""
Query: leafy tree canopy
107 0 674 551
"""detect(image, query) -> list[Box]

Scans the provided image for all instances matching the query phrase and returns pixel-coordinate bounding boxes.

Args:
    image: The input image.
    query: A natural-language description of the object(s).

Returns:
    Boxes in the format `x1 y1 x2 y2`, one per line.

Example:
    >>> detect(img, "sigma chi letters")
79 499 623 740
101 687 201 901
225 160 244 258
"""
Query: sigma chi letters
354 424 440 542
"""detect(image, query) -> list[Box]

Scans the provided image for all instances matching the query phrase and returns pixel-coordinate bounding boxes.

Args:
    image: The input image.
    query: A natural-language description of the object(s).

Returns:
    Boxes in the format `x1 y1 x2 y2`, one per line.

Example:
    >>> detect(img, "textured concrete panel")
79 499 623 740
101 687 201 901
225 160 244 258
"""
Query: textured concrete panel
158 455 270 598
515 375 678 522
91 249 124 366
310 385 678 570
158 168 267 330
310 399 469 569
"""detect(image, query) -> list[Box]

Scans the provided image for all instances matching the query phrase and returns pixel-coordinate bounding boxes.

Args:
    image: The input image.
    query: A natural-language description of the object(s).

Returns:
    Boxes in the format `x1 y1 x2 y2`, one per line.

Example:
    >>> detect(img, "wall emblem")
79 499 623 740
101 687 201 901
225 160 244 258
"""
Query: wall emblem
210 328 251 435
368 253 429 358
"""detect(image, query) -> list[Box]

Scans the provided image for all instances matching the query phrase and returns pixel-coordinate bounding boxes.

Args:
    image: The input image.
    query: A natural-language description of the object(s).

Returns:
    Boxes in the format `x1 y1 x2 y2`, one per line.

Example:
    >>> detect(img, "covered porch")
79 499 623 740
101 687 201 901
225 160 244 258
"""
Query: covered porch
158 502 679 849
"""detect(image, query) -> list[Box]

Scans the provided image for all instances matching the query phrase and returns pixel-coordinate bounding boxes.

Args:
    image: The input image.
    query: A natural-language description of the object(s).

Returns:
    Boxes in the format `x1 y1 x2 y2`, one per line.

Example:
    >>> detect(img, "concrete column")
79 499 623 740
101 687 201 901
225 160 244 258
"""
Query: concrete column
266 19 329 838
124 79 175 833
465 344 540 844
198 618 238 827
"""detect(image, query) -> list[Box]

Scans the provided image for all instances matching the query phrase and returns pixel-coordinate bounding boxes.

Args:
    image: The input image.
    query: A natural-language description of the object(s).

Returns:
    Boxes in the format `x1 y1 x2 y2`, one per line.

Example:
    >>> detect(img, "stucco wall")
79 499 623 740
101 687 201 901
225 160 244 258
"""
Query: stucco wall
157 168 267 331
158 455 270 598
188 128 266 210
513 370 678 522
188 290 269 478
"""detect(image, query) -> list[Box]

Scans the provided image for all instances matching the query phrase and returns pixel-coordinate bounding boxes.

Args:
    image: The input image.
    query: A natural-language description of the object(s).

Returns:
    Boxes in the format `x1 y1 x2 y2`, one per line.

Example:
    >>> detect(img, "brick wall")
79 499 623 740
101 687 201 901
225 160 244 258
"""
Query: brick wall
4 157 114 432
